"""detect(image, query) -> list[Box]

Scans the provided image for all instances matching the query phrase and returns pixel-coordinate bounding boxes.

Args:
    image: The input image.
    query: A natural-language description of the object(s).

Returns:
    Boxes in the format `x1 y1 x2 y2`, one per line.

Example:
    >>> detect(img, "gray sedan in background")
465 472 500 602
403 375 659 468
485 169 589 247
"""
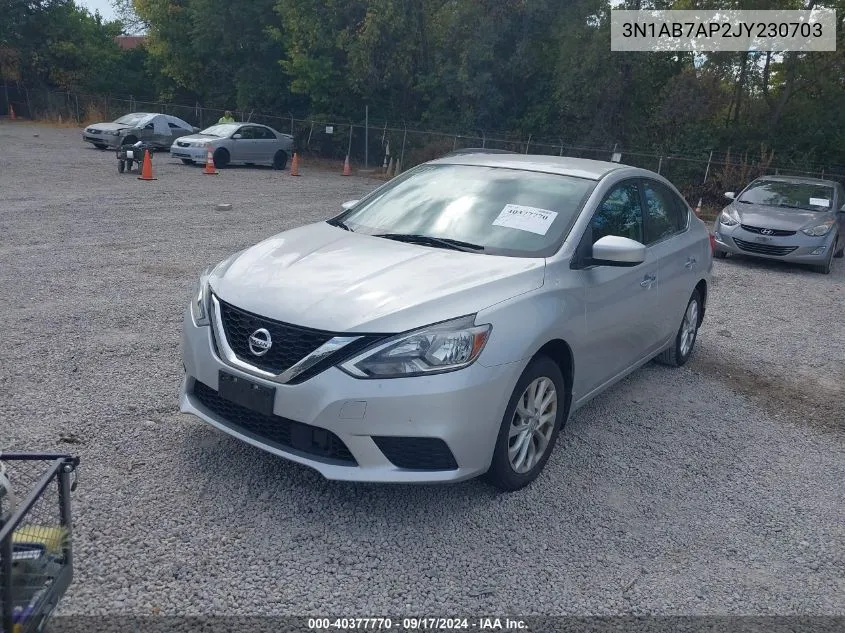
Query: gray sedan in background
170 123 294 170
180 154 712 491
713 176 845 274
83 112 197 150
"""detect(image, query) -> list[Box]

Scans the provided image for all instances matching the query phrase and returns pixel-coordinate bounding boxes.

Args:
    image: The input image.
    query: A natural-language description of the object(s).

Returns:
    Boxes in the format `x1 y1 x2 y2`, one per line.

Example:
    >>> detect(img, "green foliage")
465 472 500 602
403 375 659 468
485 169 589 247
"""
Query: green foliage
4 0 845 171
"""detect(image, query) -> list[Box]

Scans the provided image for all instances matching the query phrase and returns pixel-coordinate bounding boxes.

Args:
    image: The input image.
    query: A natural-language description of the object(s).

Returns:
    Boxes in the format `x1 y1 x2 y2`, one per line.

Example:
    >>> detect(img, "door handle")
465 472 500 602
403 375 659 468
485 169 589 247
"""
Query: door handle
640 274 656 288
685 257 697 269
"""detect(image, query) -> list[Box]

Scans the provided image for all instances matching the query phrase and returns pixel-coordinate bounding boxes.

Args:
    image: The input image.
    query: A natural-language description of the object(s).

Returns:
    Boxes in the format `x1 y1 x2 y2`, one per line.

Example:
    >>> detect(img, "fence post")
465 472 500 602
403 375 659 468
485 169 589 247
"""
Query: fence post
481 130 486 148
657 156 663 174
364 105 369 169
347 123 353 159
453 135 457 151
306 121 314 149
703 149 714 184
75 94 80 123
290 113 294 136
525 134 532 154
399 125 407 171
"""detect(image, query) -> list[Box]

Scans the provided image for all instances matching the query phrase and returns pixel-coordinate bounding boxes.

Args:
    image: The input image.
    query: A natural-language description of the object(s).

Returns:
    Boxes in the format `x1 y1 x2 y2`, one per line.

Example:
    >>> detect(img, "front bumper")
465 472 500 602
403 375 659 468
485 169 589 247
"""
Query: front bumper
712 222 834 265
180 308 524 483
170 146 207 161
83 133 119 148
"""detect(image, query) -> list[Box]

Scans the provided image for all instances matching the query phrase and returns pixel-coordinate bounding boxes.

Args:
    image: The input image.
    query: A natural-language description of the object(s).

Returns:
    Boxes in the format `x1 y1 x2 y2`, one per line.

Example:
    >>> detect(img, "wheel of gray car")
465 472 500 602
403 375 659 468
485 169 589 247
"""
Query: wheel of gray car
213 148 230 168
273 150 288 170
485 356 567 492
833 236 843 259
655 290 701 367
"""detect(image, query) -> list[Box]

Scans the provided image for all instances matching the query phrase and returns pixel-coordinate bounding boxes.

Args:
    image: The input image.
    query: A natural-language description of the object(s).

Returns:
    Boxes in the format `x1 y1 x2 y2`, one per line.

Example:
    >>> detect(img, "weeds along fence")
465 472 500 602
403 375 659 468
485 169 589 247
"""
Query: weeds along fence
7 85 845 207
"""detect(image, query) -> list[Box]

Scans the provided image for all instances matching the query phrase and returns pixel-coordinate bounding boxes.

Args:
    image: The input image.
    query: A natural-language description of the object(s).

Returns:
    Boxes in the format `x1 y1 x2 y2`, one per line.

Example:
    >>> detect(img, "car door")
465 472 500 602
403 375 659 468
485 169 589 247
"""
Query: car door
228 126 252 162
252 126 278 164
240 126 263 162
640 179 698 342
573 179 663 395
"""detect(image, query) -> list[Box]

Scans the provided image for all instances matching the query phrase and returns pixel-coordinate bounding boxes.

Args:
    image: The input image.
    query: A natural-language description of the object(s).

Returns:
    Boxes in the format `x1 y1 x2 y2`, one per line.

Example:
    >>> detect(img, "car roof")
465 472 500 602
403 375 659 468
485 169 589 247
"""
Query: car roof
429 153 627 181
751 175 838 187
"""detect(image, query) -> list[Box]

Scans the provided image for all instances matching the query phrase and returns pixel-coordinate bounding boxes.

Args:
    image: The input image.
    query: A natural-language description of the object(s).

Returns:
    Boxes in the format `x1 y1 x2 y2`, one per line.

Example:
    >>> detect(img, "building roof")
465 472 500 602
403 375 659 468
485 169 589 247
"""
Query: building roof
115 36 147 50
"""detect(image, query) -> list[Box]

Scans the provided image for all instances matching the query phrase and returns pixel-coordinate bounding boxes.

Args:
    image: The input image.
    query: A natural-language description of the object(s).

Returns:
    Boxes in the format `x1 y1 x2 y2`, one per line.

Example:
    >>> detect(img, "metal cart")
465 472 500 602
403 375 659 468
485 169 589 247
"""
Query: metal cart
116 141 153 174
0 454 79 633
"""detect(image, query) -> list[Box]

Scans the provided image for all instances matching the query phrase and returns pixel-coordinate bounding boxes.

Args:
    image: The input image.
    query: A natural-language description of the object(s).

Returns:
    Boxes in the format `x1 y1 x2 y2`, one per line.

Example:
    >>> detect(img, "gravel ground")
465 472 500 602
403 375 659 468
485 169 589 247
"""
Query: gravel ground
1 121 843 617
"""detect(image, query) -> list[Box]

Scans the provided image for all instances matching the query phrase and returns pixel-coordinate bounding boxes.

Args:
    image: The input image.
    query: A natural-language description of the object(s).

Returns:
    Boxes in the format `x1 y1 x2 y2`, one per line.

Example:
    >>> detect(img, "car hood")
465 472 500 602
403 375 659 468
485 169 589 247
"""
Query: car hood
176 134 223 143
208 222 545 333
88 122 131 132
732 203 830 230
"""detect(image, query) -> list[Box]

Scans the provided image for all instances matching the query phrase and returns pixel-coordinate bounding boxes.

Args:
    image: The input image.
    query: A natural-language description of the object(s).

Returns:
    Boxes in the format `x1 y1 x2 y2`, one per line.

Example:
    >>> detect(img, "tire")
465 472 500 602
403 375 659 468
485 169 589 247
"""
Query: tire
181 159 194 165
655 290 701 367
834 237 843 259
485 356 567 492
213 148 230 168
118 159 125 174
273 150 288 171
94 143 107 150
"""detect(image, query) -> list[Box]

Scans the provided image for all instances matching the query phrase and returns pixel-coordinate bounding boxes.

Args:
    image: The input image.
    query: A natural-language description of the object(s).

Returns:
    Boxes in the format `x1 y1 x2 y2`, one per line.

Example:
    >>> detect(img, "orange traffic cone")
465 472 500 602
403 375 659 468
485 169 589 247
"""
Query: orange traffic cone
342 155 351 176
9 104 15 120
137 149 156 181
290 152 301 176
203 145 218 175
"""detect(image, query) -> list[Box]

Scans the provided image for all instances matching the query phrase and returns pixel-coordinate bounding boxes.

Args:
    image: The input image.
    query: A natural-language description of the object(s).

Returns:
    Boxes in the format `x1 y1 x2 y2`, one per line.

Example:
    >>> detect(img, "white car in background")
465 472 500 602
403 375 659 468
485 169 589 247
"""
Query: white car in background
170 123 294 170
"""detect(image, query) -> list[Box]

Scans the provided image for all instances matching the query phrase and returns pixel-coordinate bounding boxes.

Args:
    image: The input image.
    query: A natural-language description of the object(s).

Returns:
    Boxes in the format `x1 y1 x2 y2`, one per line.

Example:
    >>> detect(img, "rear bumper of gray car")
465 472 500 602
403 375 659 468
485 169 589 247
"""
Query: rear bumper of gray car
713 222 836 264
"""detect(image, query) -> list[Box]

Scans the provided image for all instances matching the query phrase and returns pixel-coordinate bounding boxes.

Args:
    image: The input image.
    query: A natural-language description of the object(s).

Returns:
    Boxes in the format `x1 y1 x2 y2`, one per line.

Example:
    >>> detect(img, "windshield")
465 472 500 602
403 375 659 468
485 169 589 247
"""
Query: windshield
738 180 834 212
334 164 595 257
114 113 152 127
199 124 238 137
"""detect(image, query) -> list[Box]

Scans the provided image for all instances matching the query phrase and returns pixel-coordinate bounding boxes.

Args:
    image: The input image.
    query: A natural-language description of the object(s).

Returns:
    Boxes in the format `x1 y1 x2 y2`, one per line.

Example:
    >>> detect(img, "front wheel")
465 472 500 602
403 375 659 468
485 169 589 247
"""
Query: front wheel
213 148 230 168
655 290 701 367
485 356 567 492
833 237 843 259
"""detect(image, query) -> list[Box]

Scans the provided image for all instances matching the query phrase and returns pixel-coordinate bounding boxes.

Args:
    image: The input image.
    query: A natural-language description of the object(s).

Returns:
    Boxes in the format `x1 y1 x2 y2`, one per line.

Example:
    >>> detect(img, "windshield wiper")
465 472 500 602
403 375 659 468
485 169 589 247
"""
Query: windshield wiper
326 219 353 232
374 233 484 252
737 199 752 204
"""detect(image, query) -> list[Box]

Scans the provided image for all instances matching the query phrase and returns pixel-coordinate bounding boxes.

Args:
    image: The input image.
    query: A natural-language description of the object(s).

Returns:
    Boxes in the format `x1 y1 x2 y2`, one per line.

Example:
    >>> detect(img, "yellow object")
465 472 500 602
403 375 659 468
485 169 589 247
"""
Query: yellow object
12 525 67 554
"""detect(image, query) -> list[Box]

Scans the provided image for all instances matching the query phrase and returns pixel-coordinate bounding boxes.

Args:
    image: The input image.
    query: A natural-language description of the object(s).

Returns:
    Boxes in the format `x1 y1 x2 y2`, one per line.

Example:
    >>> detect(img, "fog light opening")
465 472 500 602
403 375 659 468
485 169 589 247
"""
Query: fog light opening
811 247 826 255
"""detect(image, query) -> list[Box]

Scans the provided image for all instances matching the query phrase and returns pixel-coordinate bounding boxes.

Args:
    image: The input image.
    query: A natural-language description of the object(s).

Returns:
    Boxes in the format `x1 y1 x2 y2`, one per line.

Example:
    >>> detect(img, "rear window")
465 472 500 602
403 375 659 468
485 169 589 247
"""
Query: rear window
738 180 834 211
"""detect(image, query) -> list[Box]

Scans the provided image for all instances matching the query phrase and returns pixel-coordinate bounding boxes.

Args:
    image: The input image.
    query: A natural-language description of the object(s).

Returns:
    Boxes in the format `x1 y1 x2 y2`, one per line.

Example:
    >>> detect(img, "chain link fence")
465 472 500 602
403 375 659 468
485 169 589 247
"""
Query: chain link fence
5 85 845 209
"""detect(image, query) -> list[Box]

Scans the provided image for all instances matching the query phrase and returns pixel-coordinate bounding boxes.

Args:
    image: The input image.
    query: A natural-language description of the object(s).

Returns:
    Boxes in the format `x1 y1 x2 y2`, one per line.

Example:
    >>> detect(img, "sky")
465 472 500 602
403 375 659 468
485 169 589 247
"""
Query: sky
77 0 118 22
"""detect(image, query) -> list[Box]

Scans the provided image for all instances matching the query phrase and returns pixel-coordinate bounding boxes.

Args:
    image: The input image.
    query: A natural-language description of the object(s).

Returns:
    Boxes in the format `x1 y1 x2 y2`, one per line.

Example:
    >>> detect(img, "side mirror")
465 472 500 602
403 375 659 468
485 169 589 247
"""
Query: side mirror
591 235 646 267
724 191 735 200
232 133 242 140
341 200 359 211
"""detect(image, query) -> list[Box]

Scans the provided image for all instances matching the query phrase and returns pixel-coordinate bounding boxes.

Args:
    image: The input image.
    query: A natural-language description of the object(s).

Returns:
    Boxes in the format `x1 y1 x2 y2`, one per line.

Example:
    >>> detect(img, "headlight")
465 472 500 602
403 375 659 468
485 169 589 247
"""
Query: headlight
190 268 212 326
719 207 740 226
801 221 834 237
339 316 492 379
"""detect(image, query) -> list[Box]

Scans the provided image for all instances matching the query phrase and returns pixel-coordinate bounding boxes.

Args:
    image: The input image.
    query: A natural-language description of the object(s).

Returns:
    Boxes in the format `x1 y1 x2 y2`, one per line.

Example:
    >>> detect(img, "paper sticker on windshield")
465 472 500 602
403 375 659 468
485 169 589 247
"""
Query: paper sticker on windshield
809 198 830 208
493 204 558 235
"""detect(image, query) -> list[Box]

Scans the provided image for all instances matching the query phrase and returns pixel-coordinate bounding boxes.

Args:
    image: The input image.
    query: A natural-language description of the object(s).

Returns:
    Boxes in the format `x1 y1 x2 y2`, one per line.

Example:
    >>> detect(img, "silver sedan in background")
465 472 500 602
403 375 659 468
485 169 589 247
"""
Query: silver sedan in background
169 122 294 170
180 154 712 491
713 176 845 274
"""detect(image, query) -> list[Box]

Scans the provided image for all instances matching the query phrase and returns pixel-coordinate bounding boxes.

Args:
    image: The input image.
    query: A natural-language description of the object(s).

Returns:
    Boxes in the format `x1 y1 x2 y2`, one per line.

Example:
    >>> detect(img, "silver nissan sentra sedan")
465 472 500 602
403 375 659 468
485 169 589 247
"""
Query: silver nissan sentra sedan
180 154 712 491
713 175 845 274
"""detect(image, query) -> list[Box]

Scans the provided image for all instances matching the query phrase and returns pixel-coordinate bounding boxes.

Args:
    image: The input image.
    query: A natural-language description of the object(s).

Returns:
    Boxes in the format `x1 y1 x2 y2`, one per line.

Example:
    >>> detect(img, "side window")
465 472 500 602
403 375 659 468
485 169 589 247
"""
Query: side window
642 181 685 243
238 126 255 139
144 122 154 130
254 127 275 140
590 181 643 244
168 122 184 129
